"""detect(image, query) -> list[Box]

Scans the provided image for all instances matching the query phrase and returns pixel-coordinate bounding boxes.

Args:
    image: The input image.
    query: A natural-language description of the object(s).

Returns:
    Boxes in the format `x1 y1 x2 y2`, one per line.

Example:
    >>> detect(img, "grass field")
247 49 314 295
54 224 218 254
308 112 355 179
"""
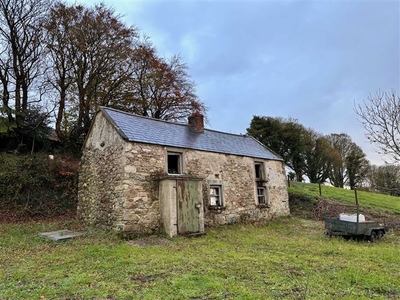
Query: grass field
1 183 400 299
289 181 400 214
1 217 400 299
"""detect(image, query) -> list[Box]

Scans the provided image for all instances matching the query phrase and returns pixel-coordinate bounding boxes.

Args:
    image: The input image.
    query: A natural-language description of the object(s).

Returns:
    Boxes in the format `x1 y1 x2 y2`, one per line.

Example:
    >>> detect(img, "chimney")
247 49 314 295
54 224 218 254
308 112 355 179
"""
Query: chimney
188 111 204 133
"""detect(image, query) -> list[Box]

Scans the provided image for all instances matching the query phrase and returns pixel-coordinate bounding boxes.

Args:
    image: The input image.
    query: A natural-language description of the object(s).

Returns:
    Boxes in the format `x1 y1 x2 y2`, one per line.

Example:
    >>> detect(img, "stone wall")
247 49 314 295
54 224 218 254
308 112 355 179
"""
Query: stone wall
78 112 165 234
184 151 289 226
79 111 289 235
78 112 126 230
119 142 164 234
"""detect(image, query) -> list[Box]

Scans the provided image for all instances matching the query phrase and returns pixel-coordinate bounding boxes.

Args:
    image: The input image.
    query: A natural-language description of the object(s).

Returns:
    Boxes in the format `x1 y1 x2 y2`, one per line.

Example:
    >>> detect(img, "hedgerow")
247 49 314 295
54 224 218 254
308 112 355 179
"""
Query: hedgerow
0 153 79 219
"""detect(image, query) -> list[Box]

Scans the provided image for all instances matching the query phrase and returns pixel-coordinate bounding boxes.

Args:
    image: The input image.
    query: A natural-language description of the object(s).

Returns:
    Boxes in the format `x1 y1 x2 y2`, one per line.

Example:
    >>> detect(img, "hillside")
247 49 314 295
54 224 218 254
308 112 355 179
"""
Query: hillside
0 153 79 222
288 181 400 231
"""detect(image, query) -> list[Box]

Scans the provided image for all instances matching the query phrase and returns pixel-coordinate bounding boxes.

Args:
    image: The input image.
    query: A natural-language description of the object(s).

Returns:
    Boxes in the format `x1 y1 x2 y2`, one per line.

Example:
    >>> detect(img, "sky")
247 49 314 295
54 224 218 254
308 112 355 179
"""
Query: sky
77 0 399 165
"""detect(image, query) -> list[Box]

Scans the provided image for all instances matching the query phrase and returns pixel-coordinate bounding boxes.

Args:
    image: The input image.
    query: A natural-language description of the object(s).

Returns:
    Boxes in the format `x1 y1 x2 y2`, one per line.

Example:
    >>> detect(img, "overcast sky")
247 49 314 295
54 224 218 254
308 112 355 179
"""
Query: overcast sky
79 0 399 165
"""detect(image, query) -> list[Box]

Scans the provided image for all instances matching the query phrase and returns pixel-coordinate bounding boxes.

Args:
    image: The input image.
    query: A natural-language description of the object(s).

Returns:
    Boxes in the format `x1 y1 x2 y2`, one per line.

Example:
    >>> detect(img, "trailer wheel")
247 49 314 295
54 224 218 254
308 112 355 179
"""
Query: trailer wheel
377 230 384 240
369 231 377 242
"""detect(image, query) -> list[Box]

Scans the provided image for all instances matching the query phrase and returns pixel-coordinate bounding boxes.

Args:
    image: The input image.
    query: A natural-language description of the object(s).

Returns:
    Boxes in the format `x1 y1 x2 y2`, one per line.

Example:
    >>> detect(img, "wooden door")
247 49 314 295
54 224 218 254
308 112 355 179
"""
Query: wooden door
176 180 200 234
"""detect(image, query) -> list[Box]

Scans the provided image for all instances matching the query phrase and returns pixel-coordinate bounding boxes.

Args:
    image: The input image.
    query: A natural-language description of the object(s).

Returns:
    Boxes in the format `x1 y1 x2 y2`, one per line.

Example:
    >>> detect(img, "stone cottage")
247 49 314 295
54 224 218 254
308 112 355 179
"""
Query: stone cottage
78 107 289 237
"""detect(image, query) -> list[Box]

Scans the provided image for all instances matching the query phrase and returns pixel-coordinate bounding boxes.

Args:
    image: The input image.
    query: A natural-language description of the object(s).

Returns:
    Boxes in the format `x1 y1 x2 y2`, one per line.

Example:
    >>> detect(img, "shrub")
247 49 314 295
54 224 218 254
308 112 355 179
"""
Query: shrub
0 153 79 219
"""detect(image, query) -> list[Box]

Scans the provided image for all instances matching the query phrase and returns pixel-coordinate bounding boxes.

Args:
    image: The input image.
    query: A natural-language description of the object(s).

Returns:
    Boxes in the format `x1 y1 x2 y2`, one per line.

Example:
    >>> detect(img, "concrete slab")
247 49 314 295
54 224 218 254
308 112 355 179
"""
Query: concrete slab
39 229 85 241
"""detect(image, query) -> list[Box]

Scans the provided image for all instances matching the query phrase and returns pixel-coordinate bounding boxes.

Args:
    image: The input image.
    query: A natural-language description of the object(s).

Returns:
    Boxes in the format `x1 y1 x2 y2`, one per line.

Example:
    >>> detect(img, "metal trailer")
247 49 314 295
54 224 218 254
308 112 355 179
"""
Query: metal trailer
324 217 387 241
324 188 388 242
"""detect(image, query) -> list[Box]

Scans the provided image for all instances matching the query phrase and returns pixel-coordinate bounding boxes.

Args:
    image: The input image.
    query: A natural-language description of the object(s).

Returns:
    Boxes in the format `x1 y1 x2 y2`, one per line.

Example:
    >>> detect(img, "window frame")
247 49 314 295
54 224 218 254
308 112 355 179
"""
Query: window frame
167 151 183 175
257 186 268 206
209 185 224 208
254 160 269 207
254 162 264 180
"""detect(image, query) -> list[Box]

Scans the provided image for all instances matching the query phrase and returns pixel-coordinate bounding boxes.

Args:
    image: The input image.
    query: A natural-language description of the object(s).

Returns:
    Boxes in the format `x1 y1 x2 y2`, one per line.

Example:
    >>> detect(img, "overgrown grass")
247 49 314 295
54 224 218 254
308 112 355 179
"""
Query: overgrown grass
2 183 400 299
1 218 400 299
289 181 400 214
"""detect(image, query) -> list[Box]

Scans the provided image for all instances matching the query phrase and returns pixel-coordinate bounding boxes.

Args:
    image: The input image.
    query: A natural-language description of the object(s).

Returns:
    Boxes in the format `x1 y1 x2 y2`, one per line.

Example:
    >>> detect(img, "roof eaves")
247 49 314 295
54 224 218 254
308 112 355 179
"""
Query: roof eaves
122 139 273 160
246 135 284 161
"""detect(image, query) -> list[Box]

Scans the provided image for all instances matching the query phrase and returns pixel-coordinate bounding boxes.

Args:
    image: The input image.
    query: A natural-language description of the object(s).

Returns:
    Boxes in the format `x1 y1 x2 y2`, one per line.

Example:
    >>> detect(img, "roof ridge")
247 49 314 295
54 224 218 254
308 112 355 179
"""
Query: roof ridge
100 106 187 126
99 106 283 161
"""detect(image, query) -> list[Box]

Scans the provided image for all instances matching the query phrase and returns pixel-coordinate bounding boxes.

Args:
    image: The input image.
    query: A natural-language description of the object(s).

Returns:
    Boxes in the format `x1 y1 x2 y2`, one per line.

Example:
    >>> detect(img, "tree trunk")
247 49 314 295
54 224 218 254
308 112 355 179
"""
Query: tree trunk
55 77 67 142
295 170 303 182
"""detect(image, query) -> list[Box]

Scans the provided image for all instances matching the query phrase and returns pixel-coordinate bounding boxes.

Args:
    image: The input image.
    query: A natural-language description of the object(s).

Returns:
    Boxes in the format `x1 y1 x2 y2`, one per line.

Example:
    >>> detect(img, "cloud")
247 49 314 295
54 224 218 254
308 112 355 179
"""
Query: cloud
77 0 399 164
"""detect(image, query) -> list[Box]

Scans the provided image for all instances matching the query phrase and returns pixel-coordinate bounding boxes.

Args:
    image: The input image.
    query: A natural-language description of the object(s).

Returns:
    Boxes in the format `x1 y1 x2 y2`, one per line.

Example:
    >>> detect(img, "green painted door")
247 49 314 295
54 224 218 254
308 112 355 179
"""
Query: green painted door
177 180 200 234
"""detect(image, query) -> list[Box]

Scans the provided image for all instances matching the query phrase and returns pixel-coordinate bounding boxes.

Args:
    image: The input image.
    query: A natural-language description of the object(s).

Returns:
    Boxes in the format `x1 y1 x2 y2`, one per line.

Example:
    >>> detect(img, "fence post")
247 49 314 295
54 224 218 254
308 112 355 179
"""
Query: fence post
355 187 360 223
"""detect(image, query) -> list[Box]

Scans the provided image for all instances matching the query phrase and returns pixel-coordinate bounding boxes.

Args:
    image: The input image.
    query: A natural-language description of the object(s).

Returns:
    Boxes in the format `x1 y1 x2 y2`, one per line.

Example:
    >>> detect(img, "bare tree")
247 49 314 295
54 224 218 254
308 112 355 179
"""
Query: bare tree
44 3 138 142
43 2 75 142
366 164 400 196
118 39 206 122
355 90 400 162
0 0 50 147
0 0 49 122
373 164 400 196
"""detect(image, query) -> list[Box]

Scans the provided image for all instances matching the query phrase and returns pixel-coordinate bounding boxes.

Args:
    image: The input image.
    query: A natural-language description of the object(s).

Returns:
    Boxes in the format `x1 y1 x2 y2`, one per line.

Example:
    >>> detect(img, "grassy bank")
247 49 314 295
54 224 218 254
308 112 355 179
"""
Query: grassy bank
289 181 400 214
1 218 400 299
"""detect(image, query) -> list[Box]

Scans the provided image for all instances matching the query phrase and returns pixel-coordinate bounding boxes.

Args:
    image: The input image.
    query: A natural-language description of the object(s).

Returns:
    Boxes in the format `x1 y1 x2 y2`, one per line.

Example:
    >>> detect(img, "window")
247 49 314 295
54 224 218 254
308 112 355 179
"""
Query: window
255 162 264 180
210 185 223 207
254 161 268 206
257 187 267 205
167 152 182 174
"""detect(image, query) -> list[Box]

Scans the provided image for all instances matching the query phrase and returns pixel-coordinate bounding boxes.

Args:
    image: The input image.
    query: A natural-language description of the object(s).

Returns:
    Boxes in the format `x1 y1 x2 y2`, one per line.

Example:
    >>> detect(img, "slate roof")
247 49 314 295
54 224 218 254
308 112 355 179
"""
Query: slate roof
100 107 282 161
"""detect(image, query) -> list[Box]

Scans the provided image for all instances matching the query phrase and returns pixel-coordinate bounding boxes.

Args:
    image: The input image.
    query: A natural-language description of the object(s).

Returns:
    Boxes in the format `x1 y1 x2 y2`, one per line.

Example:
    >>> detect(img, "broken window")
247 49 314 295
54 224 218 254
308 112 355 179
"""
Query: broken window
255 162 264 180
257 187 267 205
254 161 268 206
167 152 182 174
210 185 223 207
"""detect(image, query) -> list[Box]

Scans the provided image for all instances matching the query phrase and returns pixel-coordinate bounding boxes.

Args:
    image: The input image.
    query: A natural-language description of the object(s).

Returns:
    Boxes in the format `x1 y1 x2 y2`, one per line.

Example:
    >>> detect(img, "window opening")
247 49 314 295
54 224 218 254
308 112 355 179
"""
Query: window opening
167 152 181 174
210 185 223 206
255 162 264 180
257 187 267 205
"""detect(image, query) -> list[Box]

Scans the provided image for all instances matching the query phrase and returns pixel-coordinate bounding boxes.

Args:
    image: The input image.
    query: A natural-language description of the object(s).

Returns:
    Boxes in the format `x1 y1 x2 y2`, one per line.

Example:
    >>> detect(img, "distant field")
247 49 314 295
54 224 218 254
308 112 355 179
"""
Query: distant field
288 181 400 214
